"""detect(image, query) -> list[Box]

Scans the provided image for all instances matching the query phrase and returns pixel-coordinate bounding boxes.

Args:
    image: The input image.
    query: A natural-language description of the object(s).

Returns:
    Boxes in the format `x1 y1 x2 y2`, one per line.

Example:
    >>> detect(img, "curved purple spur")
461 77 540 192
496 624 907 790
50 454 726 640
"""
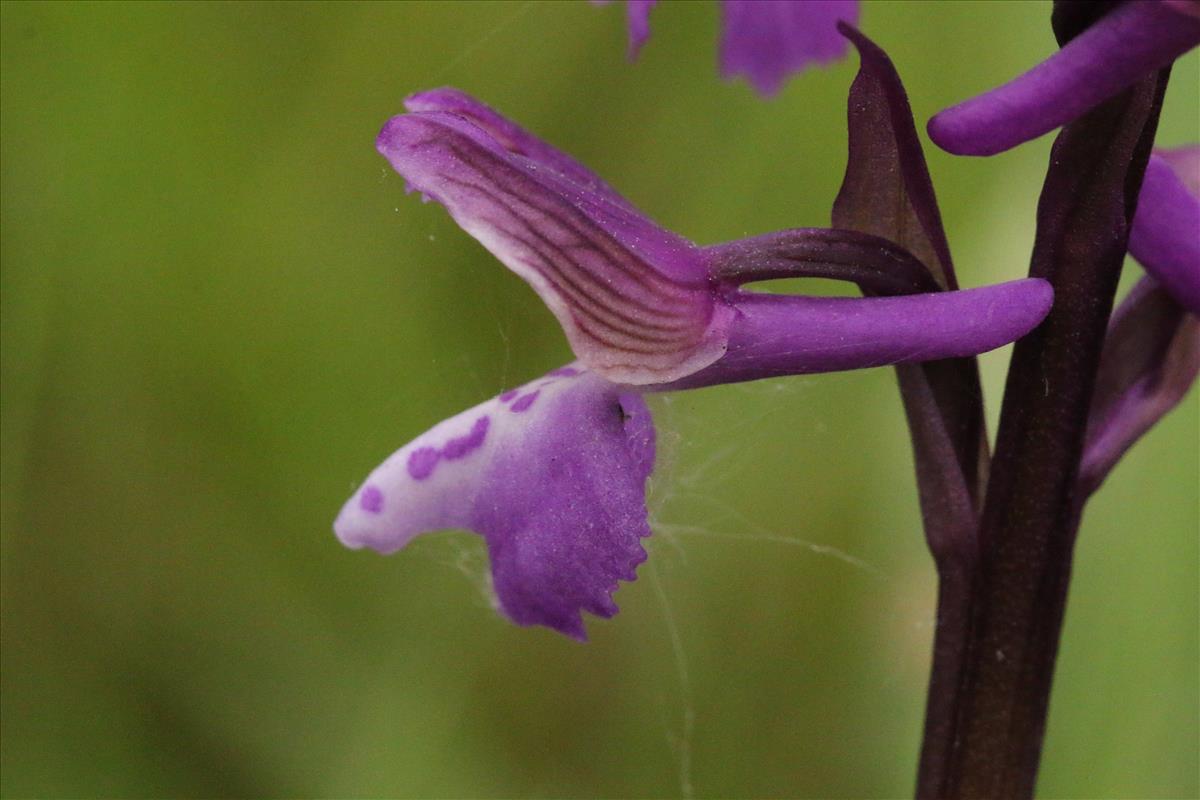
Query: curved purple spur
928 0 1200 156
338 89 1053 640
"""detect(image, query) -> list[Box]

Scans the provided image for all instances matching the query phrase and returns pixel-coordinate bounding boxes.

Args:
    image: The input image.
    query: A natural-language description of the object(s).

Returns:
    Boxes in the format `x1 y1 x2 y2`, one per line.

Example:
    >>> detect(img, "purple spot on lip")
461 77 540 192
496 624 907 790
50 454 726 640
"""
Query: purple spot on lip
406 416 491 481
498 389 519 403
359 485 385 513
443 416 490 460
510 391 540 413
407 447 439 480
547 367 579 378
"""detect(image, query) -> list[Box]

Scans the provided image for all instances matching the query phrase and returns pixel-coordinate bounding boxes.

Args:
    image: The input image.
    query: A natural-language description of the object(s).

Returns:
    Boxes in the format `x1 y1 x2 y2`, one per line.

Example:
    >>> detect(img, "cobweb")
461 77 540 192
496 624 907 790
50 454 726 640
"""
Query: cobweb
640 381 891 797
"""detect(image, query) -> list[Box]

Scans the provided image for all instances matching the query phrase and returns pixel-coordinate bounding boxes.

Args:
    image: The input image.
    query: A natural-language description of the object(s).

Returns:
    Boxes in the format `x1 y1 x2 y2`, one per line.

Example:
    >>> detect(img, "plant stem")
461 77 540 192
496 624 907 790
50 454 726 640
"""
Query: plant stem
915 70 1169 800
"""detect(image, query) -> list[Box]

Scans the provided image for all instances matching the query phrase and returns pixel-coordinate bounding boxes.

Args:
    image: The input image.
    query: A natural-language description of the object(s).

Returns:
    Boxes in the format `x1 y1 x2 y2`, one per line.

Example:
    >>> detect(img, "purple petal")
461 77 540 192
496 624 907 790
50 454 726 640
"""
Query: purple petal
335 366 655 641
720 0 859 96
626 0 657 60
590 0 657 61
378 97 735 385
664 278 1053 390
1129 148 1200 314
928 1 1200 156
1080 277 1200 496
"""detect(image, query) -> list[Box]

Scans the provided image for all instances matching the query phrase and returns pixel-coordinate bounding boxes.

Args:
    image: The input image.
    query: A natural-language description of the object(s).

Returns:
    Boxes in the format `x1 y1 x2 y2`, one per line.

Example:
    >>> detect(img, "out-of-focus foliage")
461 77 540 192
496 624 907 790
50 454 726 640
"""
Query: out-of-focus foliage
2 2 1196 797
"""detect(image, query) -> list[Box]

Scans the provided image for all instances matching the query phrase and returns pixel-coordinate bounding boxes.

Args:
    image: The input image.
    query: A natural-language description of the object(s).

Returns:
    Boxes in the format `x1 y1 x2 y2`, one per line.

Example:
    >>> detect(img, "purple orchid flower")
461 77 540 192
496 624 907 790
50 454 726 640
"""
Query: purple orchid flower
334 88 1052 640
928 0 1200 156
598 0 859 96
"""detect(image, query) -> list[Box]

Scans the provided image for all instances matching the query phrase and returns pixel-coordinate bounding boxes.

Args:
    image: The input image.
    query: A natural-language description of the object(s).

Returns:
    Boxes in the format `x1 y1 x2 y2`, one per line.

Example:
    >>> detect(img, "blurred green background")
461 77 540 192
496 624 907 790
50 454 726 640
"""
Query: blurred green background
2 1 1196 797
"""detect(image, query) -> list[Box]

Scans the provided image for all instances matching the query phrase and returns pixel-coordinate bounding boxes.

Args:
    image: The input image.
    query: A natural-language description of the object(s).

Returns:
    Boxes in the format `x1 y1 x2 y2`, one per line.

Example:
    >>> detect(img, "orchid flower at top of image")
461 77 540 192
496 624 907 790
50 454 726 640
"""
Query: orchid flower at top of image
928 0 1200 155
333 63 1053 640
596 0 859 95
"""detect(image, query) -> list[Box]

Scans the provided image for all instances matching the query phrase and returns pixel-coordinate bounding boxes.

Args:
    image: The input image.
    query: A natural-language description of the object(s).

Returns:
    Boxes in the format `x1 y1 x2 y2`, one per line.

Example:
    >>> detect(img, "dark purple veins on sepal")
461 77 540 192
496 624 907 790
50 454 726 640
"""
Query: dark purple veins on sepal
378 92 733 386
